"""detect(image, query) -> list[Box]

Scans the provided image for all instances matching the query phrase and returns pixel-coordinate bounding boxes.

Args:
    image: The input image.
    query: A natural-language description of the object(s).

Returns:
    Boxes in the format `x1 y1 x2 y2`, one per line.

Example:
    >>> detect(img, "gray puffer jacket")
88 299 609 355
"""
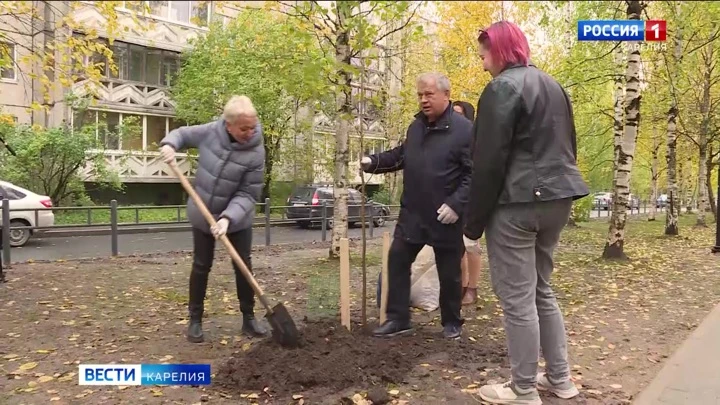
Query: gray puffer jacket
160 119 265 235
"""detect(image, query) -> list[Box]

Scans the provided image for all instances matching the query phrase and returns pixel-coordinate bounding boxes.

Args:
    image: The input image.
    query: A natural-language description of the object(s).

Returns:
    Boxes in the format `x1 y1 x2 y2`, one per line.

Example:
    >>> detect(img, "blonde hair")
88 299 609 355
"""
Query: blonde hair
223 95 257 123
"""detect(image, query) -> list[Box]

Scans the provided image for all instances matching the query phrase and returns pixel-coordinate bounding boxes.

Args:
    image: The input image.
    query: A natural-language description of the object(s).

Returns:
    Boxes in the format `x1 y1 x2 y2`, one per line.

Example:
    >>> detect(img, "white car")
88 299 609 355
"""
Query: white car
0 181 54 247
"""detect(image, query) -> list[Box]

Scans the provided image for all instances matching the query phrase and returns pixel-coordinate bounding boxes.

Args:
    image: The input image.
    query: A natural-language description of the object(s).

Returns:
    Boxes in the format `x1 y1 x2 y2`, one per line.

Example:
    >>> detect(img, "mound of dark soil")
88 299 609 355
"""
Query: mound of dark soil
215 319 507 398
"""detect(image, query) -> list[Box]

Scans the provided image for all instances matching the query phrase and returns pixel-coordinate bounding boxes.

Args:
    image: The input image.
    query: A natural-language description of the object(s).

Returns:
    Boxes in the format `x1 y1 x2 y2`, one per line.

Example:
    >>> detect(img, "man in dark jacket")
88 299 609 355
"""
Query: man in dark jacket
160 95 267 343
463 22 589 404
361 72 473 339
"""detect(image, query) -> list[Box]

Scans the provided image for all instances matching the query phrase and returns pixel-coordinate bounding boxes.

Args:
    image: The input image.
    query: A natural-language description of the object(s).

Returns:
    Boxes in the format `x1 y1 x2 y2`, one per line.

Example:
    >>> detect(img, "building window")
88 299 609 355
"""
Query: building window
124 1 210 27
72 109 182 152
0 42 17 81
78 37 180 86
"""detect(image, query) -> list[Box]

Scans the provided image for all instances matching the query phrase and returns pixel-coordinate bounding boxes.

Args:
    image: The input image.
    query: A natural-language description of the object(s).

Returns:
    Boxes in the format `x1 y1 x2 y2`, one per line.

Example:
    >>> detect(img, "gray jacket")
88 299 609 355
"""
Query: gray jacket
160 119 265 235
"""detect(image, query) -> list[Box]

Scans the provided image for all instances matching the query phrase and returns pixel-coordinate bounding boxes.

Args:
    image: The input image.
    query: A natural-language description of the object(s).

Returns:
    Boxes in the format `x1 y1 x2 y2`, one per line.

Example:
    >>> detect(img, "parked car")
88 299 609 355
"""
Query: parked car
0 181 54 247
628 194 640 209
656 193 668 208
593 192 613 210
285 185 390 229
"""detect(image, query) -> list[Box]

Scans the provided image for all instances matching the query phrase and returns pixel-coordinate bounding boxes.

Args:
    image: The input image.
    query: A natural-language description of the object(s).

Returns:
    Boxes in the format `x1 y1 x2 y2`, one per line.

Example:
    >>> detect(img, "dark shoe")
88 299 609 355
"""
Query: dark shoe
443 323 462 339
242 314 267 337
373 320 413 338
462 287 478 306
187 320 204 343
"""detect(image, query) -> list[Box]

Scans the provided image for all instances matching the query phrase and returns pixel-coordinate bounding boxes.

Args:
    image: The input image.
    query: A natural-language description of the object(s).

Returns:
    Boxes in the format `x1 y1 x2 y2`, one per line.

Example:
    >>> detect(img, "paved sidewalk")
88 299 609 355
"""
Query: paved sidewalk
633 302 720 405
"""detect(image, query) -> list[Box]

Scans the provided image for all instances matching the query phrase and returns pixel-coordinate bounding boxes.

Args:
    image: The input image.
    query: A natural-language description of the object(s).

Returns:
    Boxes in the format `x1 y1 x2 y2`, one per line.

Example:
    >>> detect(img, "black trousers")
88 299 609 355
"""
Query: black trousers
188 227 255 320
386 238 465 326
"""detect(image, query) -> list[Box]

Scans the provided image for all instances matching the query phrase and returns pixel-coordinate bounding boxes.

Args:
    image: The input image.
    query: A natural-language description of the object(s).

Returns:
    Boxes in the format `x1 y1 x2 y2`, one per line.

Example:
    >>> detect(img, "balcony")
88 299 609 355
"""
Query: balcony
81 150 195 184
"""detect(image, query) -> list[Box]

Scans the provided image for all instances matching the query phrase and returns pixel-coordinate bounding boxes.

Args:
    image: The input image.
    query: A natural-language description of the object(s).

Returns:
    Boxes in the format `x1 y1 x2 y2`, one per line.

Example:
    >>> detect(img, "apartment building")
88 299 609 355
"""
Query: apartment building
0 1 398 203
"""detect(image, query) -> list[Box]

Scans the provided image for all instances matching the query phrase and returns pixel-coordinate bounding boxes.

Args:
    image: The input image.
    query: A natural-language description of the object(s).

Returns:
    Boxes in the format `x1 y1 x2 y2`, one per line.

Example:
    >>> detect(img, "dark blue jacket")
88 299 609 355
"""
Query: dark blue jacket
363 104 473 248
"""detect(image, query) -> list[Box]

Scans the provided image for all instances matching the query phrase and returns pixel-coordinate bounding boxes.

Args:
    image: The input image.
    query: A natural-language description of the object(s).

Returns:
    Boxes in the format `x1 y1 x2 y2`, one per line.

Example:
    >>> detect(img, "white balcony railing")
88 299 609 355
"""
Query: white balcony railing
81 150 195 183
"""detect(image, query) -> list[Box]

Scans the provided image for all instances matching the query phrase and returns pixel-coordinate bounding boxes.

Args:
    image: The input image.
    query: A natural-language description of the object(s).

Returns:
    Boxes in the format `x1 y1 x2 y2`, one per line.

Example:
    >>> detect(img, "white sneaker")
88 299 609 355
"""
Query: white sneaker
478 381 542 405
536 372 580 399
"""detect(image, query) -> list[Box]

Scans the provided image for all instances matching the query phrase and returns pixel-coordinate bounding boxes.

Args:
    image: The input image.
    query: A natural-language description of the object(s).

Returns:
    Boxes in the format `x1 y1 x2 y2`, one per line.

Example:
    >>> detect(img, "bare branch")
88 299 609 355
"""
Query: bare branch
275 1 337 49
371 2 422 50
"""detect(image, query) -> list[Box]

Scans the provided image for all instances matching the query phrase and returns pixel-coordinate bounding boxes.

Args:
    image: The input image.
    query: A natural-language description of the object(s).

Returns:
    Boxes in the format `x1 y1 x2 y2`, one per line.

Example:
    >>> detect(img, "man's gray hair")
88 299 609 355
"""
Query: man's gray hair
223 95 257 123
417 72 451 93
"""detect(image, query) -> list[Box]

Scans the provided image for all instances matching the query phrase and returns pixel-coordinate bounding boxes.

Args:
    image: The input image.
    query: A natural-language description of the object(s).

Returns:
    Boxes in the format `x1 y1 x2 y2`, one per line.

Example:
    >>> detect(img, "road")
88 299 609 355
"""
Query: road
5 222 397 264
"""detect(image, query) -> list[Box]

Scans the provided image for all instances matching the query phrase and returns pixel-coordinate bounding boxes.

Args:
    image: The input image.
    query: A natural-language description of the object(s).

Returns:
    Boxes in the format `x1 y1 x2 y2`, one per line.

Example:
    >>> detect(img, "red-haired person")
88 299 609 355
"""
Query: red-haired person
463 21 588 404
452 100 482 306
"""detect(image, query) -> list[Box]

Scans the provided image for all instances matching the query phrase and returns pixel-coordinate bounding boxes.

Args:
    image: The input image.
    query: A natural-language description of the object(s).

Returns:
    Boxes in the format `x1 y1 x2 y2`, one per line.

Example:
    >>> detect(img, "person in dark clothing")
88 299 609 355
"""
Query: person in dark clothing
462 22 589 404
159 95 267 343
452 100 483 306
452 100 475 122
361 72 473 340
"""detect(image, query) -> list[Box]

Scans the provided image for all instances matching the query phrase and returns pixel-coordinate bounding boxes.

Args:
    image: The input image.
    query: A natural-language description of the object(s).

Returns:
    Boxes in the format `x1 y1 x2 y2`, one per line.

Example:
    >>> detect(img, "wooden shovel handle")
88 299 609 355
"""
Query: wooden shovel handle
168 161 266 299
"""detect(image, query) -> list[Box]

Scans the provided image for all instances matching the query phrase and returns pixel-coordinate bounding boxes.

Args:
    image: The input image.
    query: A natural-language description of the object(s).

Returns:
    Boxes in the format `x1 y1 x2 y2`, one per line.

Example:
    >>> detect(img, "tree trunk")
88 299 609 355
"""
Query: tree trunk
329 7 352 259
665 7 681 235
611 47 625 187
707 146 716 222
685 156 694 214
649 125 659 221
603 0 642 260
697 145 709 225
696 29 714 226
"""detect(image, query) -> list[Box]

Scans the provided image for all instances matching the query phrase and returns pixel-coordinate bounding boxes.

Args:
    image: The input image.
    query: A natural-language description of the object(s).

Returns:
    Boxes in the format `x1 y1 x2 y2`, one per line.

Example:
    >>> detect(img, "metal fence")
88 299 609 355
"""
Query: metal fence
0 197 669 266
590 199 667 218
0 198 401 266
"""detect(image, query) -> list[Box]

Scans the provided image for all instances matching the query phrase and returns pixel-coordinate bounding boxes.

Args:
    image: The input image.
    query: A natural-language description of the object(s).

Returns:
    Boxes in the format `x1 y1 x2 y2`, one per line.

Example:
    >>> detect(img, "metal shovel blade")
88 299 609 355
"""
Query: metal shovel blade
266 303 300 348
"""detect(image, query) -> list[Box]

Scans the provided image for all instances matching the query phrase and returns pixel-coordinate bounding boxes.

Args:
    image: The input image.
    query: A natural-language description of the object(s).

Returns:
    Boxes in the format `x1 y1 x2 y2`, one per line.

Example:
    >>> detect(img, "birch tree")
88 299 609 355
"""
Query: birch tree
603 0 644 260
664 3 683 235
273 1 422 258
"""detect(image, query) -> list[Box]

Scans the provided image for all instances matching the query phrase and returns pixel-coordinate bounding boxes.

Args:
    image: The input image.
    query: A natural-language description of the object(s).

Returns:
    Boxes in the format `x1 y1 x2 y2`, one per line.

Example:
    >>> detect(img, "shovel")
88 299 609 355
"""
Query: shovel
168 161 300 348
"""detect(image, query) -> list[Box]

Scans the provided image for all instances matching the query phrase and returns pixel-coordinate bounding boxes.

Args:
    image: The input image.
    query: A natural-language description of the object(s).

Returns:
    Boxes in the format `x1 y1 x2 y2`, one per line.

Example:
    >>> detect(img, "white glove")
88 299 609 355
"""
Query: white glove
211 218 229 239
160 144 176 163
436 203 459 224
360 156 372 170
464 235 482 254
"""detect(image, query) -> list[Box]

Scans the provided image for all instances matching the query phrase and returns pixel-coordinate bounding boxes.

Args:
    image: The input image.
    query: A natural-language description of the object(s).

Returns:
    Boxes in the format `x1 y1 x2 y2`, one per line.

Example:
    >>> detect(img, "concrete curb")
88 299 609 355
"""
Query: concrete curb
632 302 720 404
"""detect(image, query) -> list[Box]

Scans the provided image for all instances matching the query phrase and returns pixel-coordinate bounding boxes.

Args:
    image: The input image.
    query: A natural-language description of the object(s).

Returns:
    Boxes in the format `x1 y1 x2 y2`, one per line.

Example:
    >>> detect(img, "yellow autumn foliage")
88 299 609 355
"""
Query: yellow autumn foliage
435 1 501 104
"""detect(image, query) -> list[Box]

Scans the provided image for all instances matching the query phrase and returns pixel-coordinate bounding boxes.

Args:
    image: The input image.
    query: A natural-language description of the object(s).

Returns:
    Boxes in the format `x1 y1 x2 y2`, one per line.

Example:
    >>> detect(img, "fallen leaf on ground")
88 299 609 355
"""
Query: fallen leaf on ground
19 362 38 371
388 389 400 396
292 394 303 400
609 384 622 389
38 376 54 383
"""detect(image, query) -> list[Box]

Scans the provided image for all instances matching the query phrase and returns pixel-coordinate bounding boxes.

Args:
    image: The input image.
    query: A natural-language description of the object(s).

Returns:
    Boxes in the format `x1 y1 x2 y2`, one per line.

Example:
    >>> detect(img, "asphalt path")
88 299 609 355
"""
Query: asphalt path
5 221 397 264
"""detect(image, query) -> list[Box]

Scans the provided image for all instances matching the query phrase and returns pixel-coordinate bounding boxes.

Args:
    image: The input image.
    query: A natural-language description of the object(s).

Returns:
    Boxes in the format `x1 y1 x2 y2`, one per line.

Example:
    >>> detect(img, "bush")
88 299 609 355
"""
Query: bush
370 187 393 205
571 196 593 223
0 121 121 205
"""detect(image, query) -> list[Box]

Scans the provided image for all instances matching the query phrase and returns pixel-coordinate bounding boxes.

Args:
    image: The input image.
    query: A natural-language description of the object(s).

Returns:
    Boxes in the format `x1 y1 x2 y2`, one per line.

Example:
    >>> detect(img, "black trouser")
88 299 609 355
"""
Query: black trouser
386 238 465 326
188 227 255 321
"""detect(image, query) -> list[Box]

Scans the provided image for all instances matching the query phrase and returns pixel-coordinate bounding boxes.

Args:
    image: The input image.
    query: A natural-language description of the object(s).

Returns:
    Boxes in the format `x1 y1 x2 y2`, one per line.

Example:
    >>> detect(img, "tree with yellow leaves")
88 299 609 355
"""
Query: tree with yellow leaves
435 1 501 103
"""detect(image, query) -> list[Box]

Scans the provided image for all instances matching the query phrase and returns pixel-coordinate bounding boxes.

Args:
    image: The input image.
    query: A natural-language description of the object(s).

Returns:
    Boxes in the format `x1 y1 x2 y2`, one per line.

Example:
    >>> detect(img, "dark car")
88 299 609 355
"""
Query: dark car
285 185 390 229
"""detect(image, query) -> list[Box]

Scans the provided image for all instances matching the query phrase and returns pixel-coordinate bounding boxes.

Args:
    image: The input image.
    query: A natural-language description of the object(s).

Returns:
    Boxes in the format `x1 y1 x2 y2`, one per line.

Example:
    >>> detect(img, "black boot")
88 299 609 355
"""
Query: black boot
373 320 413 338
241 302 267 337
187 316 204 343
187 270 209 343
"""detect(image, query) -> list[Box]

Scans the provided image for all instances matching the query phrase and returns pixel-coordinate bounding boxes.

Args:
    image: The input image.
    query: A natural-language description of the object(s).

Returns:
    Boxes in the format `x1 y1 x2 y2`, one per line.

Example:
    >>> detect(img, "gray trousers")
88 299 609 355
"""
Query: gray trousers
485 198 572 390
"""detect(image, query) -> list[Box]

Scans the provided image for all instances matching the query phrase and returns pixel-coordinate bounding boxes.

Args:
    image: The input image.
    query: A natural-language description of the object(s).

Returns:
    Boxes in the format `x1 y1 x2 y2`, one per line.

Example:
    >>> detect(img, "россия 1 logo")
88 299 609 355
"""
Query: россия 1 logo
577 20 667 42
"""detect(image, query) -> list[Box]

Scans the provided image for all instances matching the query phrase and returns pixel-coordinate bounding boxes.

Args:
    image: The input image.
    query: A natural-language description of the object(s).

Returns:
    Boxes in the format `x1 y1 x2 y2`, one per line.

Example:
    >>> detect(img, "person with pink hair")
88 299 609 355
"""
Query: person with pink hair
463 21 589 404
